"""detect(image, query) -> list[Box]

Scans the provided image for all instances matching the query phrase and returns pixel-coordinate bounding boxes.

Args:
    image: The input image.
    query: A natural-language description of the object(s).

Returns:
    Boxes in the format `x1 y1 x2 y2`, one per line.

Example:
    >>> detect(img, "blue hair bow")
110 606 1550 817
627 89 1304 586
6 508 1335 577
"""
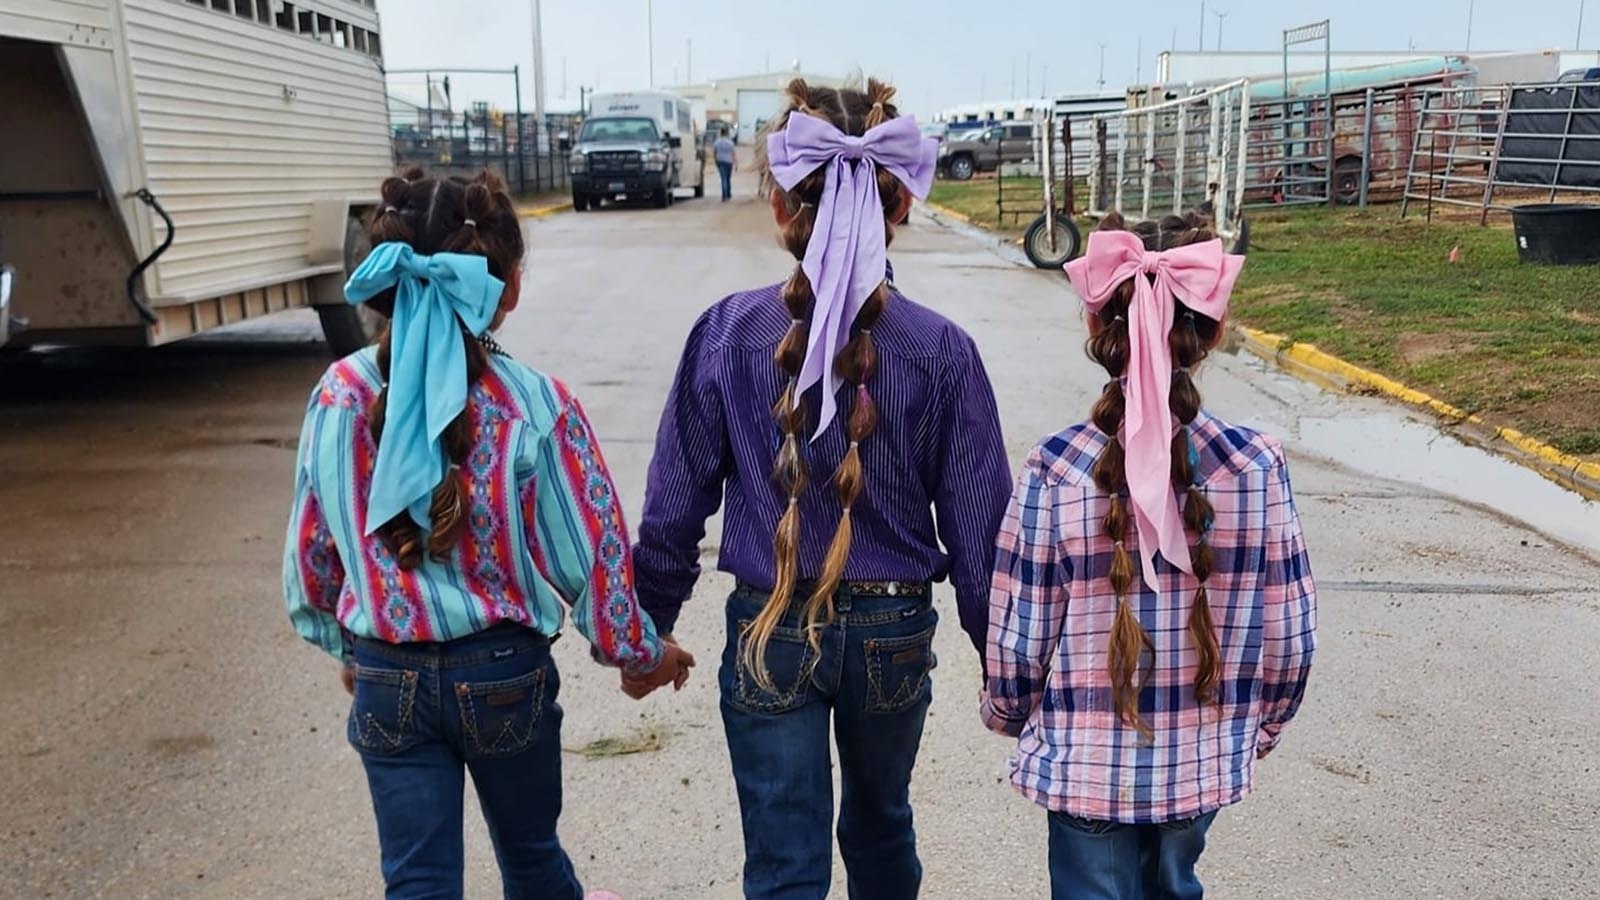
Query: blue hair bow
344 242 505 535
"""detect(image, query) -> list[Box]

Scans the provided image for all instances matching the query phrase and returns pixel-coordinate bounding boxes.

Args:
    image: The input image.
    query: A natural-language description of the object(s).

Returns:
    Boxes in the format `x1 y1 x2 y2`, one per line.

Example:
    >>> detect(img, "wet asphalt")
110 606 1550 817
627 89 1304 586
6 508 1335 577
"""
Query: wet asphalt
1 173 1598 899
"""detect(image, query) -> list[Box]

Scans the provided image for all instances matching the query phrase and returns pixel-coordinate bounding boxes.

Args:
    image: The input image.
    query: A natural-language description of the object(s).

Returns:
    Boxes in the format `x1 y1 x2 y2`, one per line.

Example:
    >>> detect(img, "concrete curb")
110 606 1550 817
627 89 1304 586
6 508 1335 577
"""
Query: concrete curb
516 201 573 219
922 200 974 225
1235 326 1600 502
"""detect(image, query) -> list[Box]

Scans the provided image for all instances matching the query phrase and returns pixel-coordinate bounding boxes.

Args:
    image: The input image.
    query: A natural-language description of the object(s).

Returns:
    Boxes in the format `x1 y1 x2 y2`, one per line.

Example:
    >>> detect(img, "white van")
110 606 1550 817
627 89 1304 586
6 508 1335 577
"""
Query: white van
570 90 705 210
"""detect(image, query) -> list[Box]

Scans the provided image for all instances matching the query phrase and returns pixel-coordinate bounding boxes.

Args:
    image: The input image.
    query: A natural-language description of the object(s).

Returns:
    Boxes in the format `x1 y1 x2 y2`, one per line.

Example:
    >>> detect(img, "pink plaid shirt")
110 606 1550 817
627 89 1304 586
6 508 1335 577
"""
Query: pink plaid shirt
981 410 1316 824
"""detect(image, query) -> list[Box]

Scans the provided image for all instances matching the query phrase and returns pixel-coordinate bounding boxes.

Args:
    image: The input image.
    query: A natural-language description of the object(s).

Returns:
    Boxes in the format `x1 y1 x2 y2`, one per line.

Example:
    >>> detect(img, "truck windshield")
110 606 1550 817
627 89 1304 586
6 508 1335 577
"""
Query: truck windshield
579 117 659 143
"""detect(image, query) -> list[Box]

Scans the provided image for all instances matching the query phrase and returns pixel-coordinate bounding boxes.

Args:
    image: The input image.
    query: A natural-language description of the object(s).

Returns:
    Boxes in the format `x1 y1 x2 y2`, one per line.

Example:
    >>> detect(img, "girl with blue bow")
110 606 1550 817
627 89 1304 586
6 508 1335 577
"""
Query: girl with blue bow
283 168 693 900
631 78 1013 899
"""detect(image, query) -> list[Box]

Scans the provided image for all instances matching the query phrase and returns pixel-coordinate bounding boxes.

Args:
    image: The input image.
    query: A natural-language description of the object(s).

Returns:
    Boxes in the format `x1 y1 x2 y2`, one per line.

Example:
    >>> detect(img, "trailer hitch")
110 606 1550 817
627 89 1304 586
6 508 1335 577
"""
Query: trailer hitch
125 188 171 325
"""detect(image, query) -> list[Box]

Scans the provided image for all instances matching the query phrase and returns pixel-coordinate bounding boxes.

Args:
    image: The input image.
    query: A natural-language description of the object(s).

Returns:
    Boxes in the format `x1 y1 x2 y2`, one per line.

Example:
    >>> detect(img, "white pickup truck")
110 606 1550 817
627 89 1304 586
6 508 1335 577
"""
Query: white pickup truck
1 0 395 355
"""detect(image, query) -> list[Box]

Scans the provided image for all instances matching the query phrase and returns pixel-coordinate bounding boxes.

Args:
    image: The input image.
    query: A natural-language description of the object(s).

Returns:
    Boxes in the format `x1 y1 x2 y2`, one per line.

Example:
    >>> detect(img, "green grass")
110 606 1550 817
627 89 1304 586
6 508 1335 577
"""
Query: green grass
565 724 669 759
1235 207 1600 457
927 177 1063 235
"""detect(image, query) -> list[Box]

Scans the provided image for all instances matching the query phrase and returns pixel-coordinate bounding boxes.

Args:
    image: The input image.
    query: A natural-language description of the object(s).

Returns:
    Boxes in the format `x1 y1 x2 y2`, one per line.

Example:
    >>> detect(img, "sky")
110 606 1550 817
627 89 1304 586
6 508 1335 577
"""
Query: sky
374 0 1596 117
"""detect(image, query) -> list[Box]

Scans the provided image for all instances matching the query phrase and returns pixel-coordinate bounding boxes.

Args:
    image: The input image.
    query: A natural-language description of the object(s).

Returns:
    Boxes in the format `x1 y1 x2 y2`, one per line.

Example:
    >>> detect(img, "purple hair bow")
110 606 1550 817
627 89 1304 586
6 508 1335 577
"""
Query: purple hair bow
766 112 938 440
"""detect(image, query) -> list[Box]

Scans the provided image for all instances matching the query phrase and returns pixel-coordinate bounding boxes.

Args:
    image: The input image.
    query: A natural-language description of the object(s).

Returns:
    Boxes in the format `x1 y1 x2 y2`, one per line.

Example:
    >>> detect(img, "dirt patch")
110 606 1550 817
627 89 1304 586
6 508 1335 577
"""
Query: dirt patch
147 734 216 757
1397 333 1472 367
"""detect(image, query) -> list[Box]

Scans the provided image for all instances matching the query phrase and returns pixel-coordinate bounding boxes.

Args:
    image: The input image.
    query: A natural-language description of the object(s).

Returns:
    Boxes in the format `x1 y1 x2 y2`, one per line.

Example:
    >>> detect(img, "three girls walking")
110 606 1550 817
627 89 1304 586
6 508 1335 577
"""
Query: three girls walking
285 77 1315 900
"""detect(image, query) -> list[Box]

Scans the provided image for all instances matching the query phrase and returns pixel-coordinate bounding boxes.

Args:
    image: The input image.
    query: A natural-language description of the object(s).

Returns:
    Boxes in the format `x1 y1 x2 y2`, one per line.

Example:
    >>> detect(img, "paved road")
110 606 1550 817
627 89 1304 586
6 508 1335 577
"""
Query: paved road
2 182 1598 900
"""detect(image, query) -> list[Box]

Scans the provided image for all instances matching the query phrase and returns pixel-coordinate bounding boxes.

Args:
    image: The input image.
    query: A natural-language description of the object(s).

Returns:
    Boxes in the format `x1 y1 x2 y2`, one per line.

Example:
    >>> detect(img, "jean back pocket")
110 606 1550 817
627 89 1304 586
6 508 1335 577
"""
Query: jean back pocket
731 618 817 715
864 626 936 714
456 667 547 759
348 665 421 756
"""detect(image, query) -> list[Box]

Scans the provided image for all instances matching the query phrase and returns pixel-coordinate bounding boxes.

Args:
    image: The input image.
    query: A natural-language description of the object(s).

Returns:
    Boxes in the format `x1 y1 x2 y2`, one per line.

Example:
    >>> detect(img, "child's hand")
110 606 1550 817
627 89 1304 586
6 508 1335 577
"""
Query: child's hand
620 637 696 700
340 663 356 696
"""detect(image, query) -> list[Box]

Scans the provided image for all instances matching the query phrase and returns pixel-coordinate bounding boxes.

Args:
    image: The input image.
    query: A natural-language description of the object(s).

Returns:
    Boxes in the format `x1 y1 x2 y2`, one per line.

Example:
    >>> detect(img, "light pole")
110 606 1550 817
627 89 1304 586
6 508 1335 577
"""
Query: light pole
529 0 545 123
1199 0 1206 52
1097 43 1107 89
1579 0 1588 48
647 0 655 87
1213 9 1230 52
1466 0 1475 51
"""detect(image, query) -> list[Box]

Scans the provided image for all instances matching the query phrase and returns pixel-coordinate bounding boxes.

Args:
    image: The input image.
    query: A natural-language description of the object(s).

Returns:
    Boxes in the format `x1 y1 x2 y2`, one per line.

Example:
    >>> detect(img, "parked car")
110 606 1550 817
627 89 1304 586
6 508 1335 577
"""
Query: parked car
938 122 1037 180
570 90 705 210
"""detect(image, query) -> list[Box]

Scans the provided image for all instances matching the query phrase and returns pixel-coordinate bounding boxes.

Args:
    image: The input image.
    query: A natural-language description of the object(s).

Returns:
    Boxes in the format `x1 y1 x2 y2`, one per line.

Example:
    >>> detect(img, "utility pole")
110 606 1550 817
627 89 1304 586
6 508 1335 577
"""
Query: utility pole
1136 35 1144 85
1097 43 1107 89
1199 0 1206 52
1010 59 1016 97
1466 0 1475 51
1213 9 1229 52
529 0 545 123
647 0 655 86
687 37 693 83
1025 52 1032 96
1579 0 1587 48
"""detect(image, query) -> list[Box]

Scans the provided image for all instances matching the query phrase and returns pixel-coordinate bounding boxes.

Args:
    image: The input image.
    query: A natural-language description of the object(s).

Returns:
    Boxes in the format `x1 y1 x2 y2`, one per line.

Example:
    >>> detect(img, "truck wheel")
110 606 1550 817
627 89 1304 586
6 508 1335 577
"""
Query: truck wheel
318 216 385 357
653 190 670 209
572 191 589 212
1023 214 1082 269
948 154 975 181
694 180 705 199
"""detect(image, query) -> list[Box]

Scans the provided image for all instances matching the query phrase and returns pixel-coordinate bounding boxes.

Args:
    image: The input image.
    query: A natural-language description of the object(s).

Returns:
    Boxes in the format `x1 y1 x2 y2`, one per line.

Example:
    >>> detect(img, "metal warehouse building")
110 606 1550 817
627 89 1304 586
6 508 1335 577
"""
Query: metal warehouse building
666 70 846 141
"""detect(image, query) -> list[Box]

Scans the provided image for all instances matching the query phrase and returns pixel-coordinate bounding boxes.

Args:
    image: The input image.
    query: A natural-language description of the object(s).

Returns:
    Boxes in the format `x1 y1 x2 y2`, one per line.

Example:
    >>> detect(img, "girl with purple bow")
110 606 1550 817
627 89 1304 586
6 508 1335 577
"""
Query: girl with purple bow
981 212 1318 900
631 78 1012 898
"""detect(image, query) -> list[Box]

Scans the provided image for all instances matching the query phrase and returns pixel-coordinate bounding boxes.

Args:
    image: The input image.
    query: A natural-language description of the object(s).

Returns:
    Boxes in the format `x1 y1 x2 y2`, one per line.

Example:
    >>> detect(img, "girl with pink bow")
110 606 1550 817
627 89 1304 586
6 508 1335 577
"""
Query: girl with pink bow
982 213 1318 900
632 78 1012 899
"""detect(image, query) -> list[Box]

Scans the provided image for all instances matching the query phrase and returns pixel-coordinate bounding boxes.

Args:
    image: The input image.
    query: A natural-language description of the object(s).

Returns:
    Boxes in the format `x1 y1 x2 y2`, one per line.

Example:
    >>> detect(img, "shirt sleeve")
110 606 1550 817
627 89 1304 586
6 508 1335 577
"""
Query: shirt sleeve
981 452 1067 737
525 386 663 676
631 313 730 635
1257 452 1317 754
283 392 352 663
933 333 1014 656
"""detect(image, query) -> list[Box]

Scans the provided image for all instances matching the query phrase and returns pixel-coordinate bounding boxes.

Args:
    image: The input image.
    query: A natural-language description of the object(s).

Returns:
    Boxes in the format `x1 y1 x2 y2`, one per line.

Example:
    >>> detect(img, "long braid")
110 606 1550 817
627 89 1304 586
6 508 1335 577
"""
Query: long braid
361 168 525 570
741 77 907 688
1088 212 1225 739
1086 256 1156 741
803 78 900 633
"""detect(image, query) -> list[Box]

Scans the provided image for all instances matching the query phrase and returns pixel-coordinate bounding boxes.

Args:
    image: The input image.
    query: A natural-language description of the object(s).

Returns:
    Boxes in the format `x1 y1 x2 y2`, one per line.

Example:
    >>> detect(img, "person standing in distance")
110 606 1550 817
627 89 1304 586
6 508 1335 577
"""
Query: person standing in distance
714 127 737 202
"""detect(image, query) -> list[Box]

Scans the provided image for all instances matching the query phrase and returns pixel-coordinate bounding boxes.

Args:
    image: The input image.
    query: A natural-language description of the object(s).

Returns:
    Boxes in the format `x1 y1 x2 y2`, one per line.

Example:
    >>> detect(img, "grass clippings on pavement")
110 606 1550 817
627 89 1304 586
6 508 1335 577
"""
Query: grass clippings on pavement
567 723 669 760
1234 207 1600 458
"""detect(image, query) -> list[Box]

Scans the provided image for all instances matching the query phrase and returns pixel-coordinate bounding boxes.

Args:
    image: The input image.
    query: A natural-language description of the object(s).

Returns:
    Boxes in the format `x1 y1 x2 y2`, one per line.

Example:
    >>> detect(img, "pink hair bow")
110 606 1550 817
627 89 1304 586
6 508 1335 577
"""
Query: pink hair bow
1064 230 1244 591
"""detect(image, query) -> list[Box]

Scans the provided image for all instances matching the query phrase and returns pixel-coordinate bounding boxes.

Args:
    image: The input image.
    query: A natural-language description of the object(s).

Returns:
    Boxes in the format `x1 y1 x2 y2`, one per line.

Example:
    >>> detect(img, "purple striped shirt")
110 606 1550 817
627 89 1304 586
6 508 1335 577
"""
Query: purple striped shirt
633 282 1012 652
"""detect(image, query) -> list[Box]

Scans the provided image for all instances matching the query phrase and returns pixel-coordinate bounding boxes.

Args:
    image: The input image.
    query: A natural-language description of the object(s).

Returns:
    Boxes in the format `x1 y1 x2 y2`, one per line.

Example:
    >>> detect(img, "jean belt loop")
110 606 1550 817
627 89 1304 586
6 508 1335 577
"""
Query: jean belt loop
834 582 853 615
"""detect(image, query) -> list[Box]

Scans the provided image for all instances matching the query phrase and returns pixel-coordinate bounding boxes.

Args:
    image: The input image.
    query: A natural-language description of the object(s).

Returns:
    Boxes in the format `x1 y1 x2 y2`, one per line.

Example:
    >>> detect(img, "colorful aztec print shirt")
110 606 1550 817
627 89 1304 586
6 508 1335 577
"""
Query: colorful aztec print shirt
283 347 663 676
982 409 1316 823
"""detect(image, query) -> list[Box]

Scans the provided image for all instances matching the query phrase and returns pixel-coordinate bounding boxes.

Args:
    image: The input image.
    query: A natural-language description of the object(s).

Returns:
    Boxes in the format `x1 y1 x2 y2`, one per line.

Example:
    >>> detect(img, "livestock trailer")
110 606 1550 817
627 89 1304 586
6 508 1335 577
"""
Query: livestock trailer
0 0 394 354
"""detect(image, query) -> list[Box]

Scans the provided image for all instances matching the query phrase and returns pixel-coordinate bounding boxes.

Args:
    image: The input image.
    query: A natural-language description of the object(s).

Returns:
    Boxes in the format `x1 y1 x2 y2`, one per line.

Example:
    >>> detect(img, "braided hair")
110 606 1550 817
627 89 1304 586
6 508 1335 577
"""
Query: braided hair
742 77 906 689
1087 210 1223 740
363 167 526 569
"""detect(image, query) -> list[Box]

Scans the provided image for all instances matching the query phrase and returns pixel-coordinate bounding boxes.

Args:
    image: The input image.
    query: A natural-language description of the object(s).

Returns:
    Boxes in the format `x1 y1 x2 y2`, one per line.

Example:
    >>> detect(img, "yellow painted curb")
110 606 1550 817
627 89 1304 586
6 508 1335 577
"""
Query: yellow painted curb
921 200 974 225
1236 326 1600 500
516 202 573 219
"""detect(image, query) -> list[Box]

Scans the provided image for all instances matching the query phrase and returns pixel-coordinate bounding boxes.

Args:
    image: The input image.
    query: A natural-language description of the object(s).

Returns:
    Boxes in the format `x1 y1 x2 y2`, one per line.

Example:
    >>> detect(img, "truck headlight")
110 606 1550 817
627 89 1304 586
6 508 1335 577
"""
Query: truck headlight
643 149 668 172
569 152 586 173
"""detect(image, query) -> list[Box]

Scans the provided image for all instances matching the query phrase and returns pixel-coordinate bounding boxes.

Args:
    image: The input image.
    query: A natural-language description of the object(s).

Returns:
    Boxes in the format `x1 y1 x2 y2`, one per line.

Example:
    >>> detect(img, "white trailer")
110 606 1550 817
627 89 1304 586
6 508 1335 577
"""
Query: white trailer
0 0 394 354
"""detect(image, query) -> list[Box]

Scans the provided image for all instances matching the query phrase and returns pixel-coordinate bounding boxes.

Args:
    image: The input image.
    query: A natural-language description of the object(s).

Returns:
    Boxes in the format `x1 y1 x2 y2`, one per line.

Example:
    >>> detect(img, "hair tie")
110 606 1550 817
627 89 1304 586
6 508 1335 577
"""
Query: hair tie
463 218 477 228
382 205 397 215
798 201 817 209
1112 314 1126 322
791 318 804 326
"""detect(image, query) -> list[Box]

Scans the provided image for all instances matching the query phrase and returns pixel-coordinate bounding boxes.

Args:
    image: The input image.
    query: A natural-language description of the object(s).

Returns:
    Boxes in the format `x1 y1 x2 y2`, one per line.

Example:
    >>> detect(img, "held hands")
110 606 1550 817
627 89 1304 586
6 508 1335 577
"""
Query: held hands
620 635 696 700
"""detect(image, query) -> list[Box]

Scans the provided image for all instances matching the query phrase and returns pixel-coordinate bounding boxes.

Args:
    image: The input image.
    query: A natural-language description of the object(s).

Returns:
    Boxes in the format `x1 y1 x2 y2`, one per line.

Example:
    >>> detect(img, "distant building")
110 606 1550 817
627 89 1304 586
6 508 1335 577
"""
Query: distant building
666 70 847 142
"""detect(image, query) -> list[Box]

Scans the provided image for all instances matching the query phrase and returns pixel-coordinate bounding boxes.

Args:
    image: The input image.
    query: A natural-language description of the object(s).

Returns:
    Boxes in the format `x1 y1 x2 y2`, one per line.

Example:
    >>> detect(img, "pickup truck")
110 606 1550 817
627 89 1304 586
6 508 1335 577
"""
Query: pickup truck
938 122 1037 180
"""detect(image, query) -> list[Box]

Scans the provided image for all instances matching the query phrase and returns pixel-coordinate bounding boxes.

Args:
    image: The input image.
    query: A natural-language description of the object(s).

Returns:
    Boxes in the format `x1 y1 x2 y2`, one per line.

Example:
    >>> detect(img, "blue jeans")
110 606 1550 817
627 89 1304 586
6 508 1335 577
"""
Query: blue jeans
717 161 734 200
719 583 937 900
1047 811 1217 900
348 625 581 900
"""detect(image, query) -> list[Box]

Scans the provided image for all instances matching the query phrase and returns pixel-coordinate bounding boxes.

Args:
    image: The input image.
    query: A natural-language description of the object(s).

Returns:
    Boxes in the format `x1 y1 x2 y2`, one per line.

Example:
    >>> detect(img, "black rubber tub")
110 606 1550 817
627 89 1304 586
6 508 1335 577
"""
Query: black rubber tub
1511 204 1600 265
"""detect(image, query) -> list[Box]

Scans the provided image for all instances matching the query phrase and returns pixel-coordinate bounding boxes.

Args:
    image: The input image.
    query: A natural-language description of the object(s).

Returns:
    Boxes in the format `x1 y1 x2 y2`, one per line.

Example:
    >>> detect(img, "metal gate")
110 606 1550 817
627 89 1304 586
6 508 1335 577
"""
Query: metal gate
1087 79 1251 241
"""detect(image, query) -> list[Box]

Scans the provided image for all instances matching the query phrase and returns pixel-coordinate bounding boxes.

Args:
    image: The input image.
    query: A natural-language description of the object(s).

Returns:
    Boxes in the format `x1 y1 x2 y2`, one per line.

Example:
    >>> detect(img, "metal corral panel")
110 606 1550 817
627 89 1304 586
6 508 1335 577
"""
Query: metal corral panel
0 0 112 45
121 0 391 303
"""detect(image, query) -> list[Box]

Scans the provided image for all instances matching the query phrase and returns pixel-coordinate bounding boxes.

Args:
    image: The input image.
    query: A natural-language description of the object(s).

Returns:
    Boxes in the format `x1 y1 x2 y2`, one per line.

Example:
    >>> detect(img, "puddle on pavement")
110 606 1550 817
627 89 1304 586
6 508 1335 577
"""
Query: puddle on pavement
1299 413 1600 557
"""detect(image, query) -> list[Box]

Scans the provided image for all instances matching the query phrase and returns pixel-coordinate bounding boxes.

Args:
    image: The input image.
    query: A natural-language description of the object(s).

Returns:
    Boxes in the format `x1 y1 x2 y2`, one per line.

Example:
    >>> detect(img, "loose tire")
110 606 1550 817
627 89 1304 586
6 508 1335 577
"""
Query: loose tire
947 154 975 181
1023 213 1082 269
317 215 385 357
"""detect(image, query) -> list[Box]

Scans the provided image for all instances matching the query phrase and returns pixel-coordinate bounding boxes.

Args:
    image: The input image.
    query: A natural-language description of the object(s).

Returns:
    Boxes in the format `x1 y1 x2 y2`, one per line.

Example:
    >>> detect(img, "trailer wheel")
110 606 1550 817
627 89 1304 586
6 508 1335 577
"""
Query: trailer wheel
1023 214 1082 269
317 215 385 357
1332 156 1366 205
